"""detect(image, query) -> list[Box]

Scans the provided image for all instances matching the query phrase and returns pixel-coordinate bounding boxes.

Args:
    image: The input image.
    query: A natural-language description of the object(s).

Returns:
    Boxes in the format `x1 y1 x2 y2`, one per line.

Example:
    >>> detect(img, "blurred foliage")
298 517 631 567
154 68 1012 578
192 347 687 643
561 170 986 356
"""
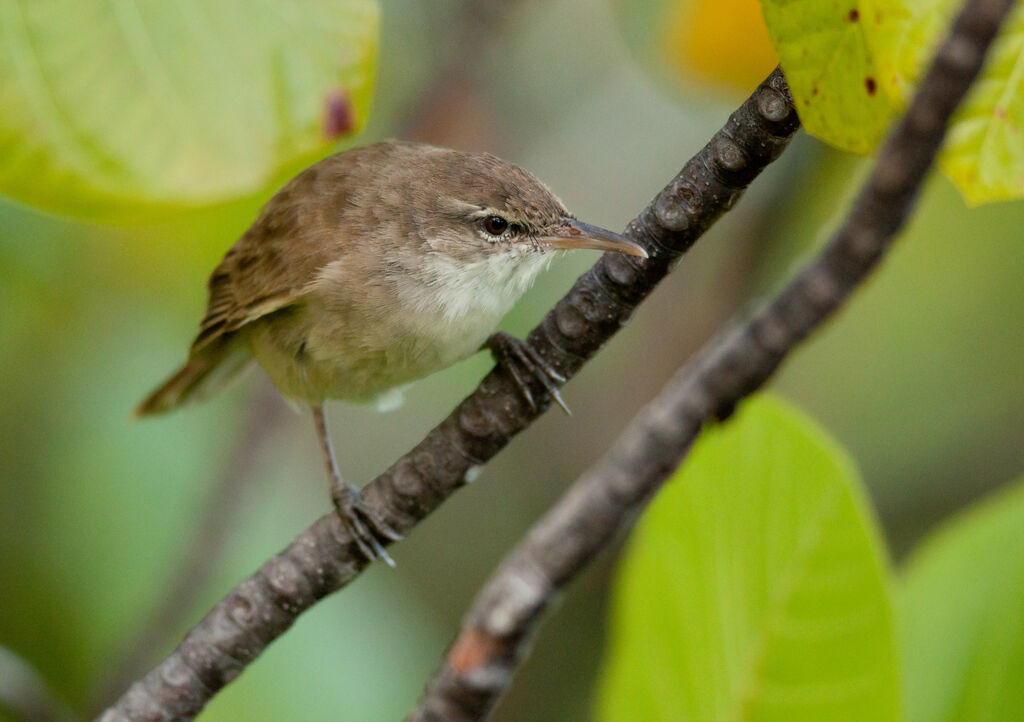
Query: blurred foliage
759 0 1024 203
901 476 1024 722
612 0 778 94
0 0 1021 721
598 396 1024 722
0 0 378 220
862 0 1024 204
771 157 1024 552
597 396 899 722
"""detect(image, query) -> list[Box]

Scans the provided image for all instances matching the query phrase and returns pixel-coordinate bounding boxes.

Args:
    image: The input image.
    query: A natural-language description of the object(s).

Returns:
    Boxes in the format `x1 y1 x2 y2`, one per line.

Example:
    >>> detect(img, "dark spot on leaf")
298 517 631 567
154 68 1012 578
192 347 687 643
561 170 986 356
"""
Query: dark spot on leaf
803 98 810 106
812 85 819 96
865 76 877 95
848 8 859 21
323 88 356 140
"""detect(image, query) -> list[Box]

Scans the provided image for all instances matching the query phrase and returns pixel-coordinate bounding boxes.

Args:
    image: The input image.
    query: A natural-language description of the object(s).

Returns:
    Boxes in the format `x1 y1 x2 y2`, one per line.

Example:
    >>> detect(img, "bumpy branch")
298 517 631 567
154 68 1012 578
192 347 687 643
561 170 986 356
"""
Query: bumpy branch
94 3 533 711
92 382 284 712
406 1 1017 719
99 70 798 721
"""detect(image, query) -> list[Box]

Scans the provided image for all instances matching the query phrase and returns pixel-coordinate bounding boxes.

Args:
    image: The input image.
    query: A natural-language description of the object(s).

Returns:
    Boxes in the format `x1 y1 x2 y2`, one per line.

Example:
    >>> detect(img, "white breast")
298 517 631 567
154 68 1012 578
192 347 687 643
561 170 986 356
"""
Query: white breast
288 246 555 404
413 249 551 323
398 249 553 355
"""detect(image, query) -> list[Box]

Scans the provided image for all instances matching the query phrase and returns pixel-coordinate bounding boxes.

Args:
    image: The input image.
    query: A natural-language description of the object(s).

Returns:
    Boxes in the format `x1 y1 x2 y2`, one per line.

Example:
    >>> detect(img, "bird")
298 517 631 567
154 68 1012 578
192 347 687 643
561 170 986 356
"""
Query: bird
136 139 647 564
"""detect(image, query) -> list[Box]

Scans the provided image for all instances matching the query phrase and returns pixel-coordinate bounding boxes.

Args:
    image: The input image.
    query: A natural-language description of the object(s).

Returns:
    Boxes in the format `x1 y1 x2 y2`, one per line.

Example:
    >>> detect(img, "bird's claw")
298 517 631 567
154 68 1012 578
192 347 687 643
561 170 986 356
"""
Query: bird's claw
486 331 570 415
330 480 403 567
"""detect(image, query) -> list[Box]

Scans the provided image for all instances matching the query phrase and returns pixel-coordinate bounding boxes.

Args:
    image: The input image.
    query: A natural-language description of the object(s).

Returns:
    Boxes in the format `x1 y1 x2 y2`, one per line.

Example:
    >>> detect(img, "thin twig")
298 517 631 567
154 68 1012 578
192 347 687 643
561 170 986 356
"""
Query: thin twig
98 69 798 721
399 0 531 144
407 1 1016 718
93 4 532 711
92 380 284 712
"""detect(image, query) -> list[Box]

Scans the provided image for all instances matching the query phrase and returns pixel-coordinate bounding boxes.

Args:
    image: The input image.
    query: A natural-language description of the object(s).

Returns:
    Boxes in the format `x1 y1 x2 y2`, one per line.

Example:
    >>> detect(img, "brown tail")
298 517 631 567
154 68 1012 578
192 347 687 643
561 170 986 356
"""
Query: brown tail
135 340 253 417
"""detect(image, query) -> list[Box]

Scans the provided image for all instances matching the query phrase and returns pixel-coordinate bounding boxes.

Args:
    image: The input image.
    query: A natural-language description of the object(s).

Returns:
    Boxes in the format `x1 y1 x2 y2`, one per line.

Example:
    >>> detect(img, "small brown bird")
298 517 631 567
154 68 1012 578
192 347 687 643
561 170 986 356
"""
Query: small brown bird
137 140 646 564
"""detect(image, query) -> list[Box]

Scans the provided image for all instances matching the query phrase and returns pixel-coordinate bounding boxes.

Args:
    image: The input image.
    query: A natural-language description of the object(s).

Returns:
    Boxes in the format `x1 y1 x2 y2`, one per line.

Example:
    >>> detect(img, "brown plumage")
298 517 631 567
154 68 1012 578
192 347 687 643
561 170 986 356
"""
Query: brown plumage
137 148 352 415
136 140 646 562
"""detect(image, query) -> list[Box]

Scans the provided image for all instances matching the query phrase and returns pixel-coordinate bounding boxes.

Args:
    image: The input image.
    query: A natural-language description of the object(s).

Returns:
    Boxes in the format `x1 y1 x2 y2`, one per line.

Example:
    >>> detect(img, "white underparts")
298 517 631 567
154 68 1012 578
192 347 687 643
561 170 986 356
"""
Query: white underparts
411 248 553 325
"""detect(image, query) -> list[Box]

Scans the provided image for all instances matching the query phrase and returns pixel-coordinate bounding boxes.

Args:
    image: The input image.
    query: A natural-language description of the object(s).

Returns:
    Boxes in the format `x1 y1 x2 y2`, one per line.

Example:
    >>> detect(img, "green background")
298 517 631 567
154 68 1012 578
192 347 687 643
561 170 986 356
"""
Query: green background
1 0 1022 720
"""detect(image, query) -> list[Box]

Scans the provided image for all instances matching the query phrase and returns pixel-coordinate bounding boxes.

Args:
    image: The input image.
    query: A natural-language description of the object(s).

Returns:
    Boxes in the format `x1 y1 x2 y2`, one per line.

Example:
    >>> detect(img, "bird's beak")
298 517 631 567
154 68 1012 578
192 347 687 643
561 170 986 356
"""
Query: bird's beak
539 219 648 258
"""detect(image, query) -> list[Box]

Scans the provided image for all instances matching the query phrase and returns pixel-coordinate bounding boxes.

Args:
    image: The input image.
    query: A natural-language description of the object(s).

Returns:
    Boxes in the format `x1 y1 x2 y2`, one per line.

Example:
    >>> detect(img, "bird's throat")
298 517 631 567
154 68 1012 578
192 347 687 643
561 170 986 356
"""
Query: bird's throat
409 249 553 325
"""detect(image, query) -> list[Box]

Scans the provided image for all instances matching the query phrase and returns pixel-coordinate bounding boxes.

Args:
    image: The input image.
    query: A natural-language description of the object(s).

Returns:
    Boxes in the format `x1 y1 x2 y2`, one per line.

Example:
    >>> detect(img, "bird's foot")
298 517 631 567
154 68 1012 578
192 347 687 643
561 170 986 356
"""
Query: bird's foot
329 479 403 567
485 331 570 415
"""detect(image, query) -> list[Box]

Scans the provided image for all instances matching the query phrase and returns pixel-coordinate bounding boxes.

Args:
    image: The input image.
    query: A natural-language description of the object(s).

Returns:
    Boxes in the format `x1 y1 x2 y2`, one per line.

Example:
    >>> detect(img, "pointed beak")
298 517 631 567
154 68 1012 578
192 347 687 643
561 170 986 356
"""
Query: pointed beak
539 219 648 258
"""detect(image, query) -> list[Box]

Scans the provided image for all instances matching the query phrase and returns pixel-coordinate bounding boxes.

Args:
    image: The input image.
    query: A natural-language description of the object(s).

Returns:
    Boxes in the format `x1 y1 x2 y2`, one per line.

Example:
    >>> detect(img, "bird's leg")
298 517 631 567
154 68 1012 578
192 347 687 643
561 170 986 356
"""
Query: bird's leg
310 404 402 567
484 331 570 415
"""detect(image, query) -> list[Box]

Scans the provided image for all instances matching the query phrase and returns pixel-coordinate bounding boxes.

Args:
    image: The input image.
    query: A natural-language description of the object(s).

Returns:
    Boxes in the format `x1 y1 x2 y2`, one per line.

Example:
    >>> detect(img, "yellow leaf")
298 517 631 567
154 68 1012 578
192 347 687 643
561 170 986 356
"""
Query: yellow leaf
862 0 1024 204
761 0 896 153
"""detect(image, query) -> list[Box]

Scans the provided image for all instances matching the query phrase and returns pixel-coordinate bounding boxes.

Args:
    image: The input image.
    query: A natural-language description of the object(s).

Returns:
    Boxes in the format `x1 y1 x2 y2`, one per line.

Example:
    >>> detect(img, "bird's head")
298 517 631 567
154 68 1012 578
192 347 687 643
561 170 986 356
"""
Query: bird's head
407 145 647 265
343 142 647 311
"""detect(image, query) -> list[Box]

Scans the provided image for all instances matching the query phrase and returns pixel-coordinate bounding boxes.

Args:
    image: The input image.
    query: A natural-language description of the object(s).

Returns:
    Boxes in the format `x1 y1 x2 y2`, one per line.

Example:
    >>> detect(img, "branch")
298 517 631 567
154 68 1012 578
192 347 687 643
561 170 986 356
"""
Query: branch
92 381 285 712
94 3 530 706
407 1 1017 719
400 0 531 145
98 69 798 721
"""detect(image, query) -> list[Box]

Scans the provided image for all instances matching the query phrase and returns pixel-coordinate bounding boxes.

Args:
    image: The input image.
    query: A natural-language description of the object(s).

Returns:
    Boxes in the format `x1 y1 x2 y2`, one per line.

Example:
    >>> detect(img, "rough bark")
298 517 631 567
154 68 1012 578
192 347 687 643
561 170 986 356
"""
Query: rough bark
407 1 1016 719
99 69 798 721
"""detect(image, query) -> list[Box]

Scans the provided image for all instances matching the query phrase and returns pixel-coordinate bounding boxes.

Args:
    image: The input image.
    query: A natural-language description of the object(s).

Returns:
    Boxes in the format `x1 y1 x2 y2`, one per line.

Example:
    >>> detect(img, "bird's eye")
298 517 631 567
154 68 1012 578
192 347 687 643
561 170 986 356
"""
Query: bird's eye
483 215 509 236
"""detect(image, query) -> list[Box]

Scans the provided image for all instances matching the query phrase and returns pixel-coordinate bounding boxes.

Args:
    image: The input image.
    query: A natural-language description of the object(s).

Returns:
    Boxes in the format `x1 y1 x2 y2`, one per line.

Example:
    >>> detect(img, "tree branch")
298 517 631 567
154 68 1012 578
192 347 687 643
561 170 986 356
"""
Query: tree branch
406 1 1017 719
98 69 798 721
400 0 531 145
92 381 285 712
93 3 533 710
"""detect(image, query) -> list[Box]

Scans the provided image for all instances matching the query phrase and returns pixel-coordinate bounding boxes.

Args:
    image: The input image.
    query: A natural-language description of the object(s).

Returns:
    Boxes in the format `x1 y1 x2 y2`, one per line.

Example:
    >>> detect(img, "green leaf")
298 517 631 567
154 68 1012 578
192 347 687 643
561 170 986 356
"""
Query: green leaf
900 477 1024 722
596 395 899 722
760 0 895 153
0 0 378 220
860 0 1024 204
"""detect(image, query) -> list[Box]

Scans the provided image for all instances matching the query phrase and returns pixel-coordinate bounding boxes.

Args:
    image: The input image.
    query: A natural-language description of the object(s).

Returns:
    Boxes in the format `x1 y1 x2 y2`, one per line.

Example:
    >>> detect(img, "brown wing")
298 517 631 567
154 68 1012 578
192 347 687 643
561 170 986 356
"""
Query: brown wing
191 157 350 352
